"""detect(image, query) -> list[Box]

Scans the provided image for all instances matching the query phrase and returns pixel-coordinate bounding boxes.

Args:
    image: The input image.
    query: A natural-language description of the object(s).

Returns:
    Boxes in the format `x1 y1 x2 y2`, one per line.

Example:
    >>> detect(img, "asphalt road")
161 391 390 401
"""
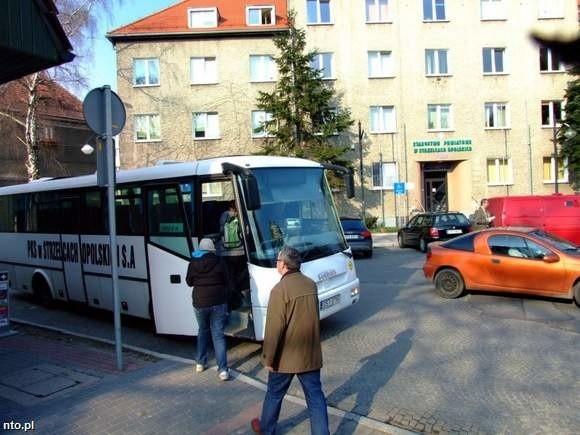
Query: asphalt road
8 239 580 434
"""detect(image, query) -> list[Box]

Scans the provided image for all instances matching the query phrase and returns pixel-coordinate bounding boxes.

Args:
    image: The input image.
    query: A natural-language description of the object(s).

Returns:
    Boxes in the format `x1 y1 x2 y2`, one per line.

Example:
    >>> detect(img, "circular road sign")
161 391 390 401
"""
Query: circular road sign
83 87 126 136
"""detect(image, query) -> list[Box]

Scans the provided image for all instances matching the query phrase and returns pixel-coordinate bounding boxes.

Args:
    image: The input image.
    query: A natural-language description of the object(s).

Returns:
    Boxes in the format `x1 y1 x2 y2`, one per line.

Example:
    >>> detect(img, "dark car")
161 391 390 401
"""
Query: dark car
340 217 373 258
398 212 472 252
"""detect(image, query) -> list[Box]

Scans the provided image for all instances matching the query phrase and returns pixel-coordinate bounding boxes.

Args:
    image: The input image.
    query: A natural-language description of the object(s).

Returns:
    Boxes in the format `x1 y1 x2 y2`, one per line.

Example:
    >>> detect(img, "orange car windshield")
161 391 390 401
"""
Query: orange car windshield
531 230 579 253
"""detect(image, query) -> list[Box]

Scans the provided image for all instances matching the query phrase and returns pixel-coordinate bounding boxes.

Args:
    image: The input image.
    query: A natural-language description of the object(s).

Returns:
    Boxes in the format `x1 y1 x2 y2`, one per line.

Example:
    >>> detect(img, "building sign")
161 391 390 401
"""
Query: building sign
412 139 472 154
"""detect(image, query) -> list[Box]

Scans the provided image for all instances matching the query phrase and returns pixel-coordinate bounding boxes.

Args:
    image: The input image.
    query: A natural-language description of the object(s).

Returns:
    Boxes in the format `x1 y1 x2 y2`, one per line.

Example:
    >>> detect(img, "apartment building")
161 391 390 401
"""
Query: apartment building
108 0 578 223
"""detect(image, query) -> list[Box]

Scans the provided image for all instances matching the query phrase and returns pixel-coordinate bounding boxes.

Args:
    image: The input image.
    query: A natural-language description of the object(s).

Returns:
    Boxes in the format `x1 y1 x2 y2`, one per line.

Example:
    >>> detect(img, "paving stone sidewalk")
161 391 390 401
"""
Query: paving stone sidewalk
0 325 412 434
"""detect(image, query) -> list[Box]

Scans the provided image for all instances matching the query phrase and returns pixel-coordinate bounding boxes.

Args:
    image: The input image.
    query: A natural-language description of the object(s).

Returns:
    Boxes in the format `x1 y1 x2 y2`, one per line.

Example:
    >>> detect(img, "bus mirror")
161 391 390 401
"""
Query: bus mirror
345 169 355 198
322 163 355 199
243 174 261 210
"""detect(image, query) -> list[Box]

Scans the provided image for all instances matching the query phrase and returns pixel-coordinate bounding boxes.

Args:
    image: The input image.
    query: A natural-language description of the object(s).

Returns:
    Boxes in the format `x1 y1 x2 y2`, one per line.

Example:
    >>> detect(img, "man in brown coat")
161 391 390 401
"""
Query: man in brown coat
471 198 495 231
251 245 329 435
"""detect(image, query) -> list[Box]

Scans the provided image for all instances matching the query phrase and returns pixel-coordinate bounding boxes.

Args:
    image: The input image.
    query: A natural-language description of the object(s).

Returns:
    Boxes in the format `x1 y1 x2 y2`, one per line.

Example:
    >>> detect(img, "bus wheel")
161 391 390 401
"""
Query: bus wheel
574 282 580 308
33 275 54 307
434 268 464 299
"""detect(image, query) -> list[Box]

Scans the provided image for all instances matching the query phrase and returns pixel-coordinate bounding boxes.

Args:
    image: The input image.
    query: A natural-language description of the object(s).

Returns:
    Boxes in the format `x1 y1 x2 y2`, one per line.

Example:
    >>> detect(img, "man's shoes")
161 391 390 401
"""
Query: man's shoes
250 418 262 434
218 369 230 381
195 363 205 373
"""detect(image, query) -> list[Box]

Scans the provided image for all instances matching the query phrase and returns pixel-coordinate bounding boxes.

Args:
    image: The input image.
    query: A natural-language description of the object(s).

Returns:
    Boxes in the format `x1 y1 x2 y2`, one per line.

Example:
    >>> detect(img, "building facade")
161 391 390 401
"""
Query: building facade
108 0 578 223
0 77 95 186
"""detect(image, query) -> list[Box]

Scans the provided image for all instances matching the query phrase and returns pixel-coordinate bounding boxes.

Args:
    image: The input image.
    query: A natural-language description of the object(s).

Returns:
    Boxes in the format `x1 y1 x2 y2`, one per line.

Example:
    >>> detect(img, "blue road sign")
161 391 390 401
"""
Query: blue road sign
394 182 406 195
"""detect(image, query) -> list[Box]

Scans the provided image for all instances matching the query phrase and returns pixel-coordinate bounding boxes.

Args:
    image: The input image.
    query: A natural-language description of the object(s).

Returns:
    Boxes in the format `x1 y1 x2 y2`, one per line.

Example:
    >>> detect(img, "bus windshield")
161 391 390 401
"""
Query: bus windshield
245 167 348 266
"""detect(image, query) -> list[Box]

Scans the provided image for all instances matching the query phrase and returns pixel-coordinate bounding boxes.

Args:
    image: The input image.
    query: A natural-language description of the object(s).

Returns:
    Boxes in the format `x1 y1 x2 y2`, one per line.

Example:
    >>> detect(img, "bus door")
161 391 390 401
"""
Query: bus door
60 194 86 303
145 185 195 335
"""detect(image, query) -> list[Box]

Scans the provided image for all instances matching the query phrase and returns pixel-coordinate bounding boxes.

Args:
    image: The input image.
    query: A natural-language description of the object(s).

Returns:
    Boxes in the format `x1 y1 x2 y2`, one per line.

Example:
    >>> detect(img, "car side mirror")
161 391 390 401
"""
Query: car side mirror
542 254 559 263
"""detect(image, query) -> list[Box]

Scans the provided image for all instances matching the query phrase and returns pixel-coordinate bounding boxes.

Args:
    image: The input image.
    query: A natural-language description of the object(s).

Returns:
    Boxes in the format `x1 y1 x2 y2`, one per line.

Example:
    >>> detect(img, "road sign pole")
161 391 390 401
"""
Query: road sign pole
104 86 123 371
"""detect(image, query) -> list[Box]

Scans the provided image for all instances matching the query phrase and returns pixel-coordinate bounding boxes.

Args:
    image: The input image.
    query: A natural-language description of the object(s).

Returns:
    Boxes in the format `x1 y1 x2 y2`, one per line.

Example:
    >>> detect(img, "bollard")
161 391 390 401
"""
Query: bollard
0 271 17 337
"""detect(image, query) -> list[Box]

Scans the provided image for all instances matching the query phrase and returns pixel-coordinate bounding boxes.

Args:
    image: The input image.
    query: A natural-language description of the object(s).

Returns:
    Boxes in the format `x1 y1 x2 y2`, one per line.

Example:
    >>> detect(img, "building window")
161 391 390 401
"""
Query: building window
366 0 390 23
538 0 564 19
190 57 217 84
482 47 505 74
480 0 506 20
370 106 396 133
39 126 56 144
193 112 219 139
541 101 564 127
427 104 452 131
484 102 508 128
310 53 334 79
425 49 449 75
543 156 568 183
134 114 161 141
133 58 159 86
201 181 223 198
188 8 218 28
539 48 565 72
249 55 277 82
371 161 398 189
313 107 339 135
307 0 331 24
368 51 393 77
423 0 446 21
252 110 273 137
486 158 512 185
247 6 275 25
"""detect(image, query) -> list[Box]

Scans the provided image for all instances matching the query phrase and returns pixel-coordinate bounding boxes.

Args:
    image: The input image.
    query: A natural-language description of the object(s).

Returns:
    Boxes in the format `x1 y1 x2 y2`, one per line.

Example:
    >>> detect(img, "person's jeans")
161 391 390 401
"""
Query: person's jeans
260 370 329 435
194 303 228 372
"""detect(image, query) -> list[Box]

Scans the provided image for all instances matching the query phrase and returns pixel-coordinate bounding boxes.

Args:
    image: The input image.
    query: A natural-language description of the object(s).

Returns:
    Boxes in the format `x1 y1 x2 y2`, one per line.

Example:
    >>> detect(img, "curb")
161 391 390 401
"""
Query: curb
11 318 415 435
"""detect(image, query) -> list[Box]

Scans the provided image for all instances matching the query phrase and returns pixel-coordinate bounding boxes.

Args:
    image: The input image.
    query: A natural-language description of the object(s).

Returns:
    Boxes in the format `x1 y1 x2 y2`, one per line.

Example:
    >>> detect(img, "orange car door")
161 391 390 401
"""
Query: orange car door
485 235 567 294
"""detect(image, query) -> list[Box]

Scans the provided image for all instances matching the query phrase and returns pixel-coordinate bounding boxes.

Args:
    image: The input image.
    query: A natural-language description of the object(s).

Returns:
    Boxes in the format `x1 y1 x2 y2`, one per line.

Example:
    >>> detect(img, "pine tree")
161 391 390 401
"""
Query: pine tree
255 10 353 168
559 67 580 191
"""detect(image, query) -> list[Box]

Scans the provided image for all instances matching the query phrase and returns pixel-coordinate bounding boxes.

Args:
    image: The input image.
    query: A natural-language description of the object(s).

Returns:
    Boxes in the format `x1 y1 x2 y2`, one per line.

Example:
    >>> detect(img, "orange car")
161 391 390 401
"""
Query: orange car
423 227 580 305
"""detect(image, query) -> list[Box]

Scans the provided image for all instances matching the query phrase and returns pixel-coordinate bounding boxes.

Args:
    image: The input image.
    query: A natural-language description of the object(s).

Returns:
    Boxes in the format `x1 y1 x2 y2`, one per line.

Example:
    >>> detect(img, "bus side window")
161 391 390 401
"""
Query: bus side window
0 196 13 232
14 195 26 232
83 190 107 235
147 186 189 257
60 196 80 234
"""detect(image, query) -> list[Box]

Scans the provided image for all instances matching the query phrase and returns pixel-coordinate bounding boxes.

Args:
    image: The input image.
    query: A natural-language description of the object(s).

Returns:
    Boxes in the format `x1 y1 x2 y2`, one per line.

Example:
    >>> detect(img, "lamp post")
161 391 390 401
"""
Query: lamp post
358 121 365 220
552 121 560 193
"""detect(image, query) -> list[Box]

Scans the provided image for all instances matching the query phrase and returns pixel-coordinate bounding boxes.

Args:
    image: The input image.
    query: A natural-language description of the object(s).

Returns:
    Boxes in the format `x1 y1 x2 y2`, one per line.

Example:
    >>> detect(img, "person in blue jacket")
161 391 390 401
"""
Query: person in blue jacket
186 238 230 381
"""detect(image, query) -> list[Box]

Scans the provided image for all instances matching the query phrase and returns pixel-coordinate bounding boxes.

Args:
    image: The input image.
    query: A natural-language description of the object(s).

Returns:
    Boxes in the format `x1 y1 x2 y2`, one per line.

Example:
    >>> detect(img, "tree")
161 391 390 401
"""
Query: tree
0 0 121 181
255 11 353 168
559 66 580 191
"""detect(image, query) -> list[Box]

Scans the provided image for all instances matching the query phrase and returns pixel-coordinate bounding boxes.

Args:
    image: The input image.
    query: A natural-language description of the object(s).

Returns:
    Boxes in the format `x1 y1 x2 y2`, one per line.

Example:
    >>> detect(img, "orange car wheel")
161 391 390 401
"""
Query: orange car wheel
574 282 580 308
434 268 464 299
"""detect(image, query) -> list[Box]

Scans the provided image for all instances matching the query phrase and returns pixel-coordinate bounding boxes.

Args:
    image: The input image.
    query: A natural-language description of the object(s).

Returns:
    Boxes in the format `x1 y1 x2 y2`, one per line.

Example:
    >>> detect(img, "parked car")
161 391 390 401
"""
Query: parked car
423 227 580 306
340 217 373 258
486 194 580 244
397 212 471 252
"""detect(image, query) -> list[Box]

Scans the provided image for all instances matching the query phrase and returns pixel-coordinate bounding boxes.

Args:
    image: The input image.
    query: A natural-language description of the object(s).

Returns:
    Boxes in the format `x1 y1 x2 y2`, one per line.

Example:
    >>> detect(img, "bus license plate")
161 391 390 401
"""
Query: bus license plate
320 294 341 311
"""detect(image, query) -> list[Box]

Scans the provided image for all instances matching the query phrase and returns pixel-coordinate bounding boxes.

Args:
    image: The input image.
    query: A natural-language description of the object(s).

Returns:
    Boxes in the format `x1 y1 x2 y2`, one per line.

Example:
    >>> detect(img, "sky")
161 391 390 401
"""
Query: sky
77 0 176 100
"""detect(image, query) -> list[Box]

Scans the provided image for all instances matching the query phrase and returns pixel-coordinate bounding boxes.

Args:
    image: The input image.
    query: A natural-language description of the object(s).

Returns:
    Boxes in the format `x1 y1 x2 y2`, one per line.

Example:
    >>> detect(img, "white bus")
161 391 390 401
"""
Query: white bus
0 155 360 340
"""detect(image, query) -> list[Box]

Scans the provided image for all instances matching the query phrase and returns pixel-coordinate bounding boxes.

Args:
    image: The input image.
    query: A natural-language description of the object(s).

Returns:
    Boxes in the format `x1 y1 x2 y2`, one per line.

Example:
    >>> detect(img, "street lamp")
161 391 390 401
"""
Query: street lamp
357 121 365 219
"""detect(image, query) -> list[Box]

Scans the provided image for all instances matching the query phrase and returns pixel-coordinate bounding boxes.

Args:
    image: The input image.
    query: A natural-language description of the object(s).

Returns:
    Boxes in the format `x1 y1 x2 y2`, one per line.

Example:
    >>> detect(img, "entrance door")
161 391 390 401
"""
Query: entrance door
423 170 448 212
60 195 86 303
146 185 195 335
